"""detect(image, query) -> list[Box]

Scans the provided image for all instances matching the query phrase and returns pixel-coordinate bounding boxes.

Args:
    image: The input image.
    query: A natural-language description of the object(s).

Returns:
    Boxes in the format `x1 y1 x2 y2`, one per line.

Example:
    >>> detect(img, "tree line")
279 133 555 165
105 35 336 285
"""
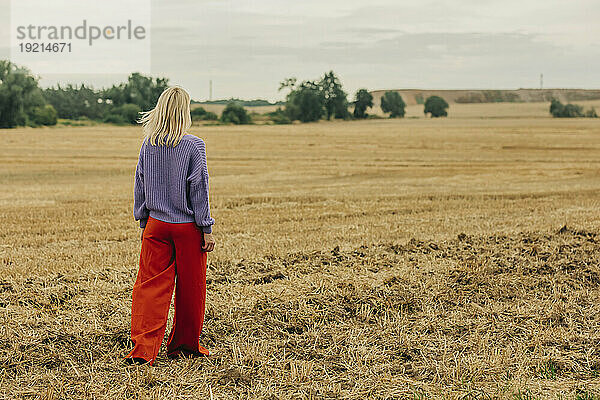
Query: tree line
0 61 455 128
0 60 172 128
43 73 169 125
277 71 449 123
6 61 599 128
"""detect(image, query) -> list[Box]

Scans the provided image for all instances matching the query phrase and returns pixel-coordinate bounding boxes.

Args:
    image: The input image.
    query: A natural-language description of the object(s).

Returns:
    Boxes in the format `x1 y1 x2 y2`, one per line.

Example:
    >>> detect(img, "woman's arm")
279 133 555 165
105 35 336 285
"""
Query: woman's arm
133 143 150 229
188 139 215 233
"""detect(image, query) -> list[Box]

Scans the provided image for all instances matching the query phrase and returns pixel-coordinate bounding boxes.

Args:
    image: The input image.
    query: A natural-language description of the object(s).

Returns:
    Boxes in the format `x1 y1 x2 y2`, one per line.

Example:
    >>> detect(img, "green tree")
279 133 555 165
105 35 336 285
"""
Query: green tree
116 104 142 124
380 91 406 118
320 71 349 120
560 104 583 118
43 73 168 122
191 106 207 119
103 73 169 111
0 61 48 128
203 111 218 121
549 99 586 118
353 89 373 119
220 102 251 124
549 99 564 116
103 114 127 125
266 108 292 124
191 106 218 121
43 84 106 120
424 96 449 117
30 105 58 126
278 78 297 92
281 80 325 123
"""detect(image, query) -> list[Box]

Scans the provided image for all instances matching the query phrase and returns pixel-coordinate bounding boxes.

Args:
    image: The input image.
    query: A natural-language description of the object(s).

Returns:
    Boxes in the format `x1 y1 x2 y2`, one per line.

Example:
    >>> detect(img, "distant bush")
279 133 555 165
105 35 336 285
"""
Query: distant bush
424 96 449 117
116 104 142 124
220 102 252 124
102 114 127 125
415 94 425 105
353 89 373 119
191 106 206 118
204 111 218 121
266 108 292 124
380 91 406 118
585 107 598 118
30 104 58 126
549 99 563 116
191 106 218 121
59 117 95 127
550 99 596 118
562 104 584 118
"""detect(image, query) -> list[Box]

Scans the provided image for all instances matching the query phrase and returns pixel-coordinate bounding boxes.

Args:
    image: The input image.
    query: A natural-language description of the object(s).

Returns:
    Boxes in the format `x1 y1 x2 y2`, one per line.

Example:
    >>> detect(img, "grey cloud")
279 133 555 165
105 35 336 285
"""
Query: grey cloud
20 0 600 101
170 32 562 66
148 30 586 99
341 27 402 38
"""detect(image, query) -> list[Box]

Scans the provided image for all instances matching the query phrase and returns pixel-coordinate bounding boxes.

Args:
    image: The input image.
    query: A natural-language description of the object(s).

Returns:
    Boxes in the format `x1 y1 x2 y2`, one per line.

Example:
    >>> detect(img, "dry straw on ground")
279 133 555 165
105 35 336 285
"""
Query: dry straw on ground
1 106 600 399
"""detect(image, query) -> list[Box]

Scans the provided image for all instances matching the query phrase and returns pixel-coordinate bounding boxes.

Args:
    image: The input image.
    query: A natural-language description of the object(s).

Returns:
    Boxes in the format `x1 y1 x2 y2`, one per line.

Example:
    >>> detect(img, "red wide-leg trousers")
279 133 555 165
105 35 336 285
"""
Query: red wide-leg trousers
125 216 209 364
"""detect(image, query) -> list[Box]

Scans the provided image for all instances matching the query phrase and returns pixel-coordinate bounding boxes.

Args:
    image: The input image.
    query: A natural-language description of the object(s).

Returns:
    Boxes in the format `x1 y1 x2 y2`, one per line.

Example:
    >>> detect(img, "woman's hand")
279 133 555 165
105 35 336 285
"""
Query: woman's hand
140 228 145 242
202 233 215 252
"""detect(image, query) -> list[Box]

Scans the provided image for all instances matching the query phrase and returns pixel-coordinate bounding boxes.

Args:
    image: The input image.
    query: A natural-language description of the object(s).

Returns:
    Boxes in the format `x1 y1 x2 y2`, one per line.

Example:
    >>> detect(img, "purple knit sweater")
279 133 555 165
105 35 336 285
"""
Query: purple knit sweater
133 134 215 233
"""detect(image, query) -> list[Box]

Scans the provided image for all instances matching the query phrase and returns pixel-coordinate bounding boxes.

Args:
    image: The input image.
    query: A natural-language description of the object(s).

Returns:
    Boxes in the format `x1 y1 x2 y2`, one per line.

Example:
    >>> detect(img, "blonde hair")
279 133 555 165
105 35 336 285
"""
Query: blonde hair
139 86 192 147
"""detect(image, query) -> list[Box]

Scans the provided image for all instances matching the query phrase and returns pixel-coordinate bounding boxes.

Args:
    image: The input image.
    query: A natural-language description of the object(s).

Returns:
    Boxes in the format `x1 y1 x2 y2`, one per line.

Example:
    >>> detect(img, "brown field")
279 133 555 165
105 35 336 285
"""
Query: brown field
370 89 600 106
399 100 600 119
191 99 600 121
1 104 600 399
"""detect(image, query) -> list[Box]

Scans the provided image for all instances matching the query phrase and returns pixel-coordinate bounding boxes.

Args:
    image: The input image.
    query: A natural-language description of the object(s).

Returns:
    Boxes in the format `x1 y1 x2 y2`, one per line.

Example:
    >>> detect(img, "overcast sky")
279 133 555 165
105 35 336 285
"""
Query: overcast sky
2 0 599 101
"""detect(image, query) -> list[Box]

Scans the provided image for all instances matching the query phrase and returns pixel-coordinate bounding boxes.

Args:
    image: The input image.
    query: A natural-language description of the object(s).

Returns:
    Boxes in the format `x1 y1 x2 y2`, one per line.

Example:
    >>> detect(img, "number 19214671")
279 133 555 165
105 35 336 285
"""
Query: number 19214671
19 43 72 53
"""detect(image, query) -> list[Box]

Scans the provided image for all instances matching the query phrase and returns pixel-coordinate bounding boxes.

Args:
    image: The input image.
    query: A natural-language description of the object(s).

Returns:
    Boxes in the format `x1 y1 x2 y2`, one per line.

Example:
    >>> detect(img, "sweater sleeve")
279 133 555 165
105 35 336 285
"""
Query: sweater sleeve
133 143 150 228
187 139 215 233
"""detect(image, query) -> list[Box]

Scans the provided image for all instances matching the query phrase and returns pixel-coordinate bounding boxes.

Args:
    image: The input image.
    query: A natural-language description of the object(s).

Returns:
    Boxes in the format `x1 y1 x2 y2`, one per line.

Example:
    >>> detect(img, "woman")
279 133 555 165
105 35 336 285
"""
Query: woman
125 87 216 365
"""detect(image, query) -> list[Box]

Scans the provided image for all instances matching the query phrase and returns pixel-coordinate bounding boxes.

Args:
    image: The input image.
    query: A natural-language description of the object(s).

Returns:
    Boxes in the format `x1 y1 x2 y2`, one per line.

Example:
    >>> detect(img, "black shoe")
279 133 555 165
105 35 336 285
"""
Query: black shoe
124 357 150 365
167 348 209 359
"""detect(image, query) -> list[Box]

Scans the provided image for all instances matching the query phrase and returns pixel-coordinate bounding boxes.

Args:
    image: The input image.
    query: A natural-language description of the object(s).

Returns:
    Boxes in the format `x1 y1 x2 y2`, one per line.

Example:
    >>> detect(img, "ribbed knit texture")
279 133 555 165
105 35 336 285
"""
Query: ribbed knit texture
134 134 215 233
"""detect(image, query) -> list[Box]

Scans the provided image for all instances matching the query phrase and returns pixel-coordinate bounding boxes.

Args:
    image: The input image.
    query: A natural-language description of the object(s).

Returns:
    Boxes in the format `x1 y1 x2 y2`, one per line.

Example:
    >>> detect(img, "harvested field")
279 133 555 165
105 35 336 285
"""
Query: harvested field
1 111 600 398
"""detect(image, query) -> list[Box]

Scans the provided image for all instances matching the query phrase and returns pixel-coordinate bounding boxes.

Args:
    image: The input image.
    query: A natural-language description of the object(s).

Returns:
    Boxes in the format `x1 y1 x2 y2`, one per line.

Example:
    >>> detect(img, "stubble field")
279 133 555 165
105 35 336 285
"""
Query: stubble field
1 104 600 399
